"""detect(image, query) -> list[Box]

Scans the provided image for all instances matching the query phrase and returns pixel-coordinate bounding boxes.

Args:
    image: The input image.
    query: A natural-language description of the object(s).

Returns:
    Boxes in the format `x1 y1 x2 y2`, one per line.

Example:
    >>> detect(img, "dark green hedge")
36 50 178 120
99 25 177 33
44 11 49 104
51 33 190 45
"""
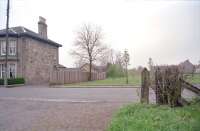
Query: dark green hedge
0 78 25 85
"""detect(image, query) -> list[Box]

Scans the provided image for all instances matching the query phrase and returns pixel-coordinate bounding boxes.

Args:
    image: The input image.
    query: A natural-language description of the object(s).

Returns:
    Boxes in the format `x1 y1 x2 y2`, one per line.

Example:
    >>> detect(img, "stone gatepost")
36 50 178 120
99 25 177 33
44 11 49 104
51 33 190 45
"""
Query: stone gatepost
140 68 150 104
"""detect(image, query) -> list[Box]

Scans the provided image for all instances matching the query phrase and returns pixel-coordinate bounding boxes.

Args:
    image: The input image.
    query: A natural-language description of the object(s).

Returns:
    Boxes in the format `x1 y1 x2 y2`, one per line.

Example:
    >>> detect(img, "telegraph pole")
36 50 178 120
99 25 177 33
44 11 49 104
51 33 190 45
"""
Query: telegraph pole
4 0 10 87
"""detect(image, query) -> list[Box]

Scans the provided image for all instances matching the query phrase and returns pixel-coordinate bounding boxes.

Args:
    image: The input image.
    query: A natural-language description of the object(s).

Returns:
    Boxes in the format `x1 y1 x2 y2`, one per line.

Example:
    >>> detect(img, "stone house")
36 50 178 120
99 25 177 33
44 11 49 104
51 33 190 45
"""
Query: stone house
0 16 62 84
178 60 195 74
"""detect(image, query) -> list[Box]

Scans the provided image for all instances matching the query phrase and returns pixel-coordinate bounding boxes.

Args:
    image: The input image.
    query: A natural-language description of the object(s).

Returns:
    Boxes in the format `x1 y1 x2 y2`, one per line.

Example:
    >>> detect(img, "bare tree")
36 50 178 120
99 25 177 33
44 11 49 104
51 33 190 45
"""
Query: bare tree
74 57 87 68
123 50 130 84
115 51 124 68
148 58 154 71
98 48 115 66
148 58 155 86
71 24 106 80
191 65 195 77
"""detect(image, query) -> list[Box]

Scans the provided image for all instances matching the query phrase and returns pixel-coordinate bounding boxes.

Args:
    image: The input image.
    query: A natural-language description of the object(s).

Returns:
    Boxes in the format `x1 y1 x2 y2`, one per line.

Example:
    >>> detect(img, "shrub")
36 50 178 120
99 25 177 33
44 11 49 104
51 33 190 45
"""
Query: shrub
0 78 25 85
107 64 125 78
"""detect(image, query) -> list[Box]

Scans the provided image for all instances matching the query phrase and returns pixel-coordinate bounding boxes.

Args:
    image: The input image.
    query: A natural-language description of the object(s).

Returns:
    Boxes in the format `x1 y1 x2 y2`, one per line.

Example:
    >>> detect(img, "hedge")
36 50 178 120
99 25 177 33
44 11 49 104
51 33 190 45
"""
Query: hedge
0 78 25 85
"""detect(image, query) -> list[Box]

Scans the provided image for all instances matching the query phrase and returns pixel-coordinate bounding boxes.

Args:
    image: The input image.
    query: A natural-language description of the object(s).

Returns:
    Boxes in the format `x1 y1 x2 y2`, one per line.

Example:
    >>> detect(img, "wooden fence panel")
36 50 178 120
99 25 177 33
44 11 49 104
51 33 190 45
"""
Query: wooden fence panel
50 69 106 85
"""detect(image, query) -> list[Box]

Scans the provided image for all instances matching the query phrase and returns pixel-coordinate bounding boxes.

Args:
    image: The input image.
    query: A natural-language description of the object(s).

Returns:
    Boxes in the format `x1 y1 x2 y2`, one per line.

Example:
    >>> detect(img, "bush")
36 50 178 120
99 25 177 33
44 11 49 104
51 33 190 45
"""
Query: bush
0 78 25 85
107 64 125 78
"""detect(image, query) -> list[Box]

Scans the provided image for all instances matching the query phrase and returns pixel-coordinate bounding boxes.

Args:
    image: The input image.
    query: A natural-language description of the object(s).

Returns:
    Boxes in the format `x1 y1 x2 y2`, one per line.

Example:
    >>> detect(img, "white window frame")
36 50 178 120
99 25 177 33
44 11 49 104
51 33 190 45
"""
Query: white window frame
0 64 2 78
0 64 5 78
0 41 6 56
9 63 17 78
0 63 17 78
9 40 16 56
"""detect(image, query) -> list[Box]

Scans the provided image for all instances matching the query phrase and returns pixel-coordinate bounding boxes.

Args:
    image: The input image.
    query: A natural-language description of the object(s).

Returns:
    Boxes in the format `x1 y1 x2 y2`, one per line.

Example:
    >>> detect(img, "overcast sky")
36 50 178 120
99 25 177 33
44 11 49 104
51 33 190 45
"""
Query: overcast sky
0 0 200 68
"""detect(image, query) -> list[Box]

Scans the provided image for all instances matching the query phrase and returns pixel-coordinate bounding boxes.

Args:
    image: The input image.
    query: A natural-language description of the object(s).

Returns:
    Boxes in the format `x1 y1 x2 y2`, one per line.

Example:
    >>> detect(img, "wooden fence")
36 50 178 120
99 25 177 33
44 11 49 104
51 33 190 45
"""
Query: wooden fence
141 67 200 107
50 69 106 85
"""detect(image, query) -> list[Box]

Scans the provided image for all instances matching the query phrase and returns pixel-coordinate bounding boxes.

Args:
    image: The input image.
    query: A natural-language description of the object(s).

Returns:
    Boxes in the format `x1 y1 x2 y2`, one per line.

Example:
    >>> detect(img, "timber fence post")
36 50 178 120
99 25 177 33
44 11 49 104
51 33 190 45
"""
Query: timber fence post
141 68 150 104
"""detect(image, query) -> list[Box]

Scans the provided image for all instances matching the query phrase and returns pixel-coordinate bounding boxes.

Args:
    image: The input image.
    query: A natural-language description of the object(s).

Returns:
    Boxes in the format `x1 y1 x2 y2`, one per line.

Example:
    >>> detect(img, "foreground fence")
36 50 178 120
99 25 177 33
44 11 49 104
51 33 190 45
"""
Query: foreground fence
141 66 200 107
50 69 106 85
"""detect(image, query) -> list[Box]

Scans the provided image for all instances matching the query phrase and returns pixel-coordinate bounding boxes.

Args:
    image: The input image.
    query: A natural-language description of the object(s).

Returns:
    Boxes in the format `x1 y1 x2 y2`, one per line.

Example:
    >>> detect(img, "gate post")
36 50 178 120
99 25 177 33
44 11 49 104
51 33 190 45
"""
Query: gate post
140 68 150 104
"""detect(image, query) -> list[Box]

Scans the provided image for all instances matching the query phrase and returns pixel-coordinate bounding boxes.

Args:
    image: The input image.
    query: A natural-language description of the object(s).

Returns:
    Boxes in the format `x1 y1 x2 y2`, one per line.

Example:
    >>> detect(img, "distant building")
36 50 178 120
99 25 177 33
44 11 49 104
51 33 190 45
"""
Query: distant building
80 63 107 73
137 66 144 73
178 60 195 74
0 16 63 84
80 63 107 80
195 65 200 73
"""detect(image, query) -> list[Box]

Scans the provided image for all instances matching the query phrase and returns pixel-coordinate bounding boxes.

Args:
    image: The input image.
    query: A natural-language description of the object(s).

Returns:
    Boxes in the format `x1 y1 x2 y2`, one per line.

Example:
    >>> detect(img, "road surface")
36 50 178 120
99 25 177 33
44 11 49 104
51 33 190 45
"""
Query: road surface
0 86 152 131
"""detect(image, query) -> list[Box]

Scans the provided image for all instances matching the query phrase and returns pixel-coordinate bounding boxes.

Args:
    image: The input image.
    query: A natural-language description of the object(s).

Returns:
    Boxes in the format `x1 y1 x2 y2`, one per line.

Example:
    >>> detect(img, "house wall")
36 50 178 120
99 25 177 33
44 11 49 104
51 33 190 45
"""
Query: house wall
17 37 24 77
22 37 59 84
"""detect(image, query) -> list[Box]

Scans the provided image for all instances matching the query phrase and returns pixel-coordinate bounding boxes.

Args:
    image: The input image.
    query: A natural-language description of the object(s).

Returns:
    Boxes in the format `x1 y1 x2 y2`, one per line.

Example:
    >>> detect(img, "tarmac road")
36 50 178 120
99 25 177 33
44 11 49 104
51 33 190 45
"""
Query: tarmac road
0 86 148 131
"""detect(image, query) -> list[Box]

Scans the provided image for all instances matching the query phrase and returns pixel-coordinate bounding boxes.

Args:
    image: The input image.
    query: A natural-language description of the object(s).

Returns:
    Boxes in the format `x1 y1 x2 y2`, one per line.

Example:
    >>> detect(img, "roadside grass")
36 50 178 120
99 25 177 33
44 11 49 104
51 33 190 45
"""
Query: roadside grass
107 102 200 131
184 74 200 84
65 75 141 86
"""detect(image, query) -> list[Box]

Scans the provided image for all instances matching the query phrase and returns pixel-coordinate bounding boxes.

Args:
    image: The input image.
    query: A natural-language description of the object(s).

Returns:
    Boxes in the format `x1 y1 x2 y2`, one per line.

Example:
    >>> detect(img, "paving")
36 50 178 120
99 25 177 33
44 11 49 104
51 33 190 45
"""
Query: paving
0 86 152 131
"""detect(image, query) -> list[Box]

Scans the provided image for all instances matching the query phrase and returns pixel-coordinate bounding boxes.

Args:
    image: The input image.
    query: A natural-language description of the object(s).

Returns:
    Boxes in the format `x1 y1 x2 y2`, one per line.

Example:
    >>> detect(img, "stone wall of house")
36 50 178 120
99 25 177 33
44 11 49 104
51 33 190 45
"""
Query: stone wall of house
17 37 25 77
22 37 59 84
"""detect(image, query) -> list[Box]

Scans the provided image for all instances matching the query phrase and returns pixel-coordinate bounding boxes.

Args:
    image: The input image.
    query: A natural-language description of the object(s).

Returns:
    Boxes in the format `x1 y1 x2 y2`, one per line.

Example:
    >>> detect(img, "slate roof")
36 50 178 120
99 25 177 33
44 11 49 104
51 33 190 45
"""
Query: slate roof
179 60 194 67
0 26 62 47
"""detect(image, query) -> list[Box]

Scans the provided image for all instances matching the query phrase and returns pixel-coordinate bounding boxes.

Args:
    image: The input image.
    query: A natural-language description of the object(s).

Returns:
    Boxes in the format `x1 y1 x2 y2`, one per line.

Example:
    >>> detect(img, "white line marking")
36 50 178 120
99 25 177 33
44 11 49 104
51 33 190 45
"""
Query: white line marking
0 97 105 103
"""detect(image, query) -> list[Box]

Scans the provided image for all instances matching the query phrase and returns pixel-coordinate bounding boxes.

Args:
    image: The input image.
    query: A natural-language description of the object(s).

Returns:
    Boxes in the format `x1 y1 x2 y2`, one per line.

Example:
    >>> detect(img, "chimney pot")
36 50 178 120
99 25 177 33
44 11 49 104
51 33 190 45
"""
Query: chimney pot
39 16 46 23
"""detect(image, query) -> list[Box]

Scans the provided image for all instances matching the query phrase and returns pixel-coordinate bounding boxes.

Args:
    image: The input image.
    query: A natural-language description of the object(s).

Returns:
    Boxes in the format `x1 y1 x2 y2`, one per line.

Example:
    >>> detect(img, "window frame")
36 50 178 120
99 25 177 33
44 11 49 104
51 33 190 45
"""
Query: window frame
0 63 17 78
9 40 17 56
9 63 17 78
0 64 2 78
0 64 6 78
0 40 17 56
0 41 6 56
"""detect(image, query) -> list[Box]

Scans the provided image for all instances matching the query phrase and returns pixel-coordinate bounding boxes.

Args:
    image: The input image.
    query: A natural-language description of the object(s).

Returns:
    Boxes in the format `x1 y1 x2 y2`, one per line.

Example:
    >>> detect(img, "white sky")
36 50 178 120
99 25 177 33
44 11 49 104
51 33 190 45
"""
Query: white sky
0 0 200 68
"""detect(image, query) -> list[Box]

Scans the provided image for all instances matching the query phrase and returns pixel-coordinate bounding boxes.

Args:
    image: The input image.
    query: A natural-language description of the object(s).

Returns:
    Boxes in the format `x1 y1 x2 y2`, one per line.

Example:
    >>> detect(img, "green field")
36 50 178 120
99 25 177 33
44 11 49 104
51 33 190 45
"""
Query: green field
64 73 200 86
108 102 200 131
65 75 141 86
184 74 200 84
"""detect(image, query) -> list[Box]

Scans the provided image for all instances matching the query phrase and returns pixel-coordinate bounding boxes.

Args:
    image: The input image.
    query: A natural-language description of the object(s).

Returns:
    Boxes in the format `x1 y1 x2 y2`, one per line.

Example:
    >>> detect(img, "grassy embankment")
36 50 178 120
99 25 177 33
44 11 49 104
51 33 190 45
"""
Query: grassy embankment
108 101 200 131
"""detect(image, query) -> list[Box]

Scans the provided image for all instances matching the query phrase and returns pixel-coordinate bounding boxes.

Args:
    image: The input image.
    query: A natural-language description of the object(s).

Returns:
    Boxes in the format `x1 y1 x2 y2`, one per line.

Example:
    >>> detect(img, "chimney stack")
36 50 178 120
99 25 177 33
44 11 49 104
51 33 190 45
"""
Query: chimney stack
38 16 47 38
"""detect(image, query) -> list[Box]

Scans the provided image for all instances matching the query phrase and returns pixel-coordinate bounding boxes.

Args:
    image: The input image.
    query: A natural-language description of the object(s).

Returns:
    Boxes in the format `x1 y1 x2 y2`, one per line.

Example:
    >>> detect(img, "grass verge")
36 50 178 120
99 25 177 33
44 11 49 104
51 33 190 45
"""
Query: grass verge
65 75 141 86
108 102 200 131
184 74 200 84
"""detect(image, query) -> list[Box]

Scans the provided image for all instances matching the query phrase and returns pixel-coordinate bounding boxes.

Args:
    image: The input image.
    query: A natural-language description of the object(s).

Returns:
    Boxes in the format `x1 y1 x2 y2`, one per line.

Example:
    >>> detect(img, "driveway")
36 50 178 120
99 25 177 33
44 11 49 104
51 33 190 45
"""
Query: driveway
0 86 150 131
